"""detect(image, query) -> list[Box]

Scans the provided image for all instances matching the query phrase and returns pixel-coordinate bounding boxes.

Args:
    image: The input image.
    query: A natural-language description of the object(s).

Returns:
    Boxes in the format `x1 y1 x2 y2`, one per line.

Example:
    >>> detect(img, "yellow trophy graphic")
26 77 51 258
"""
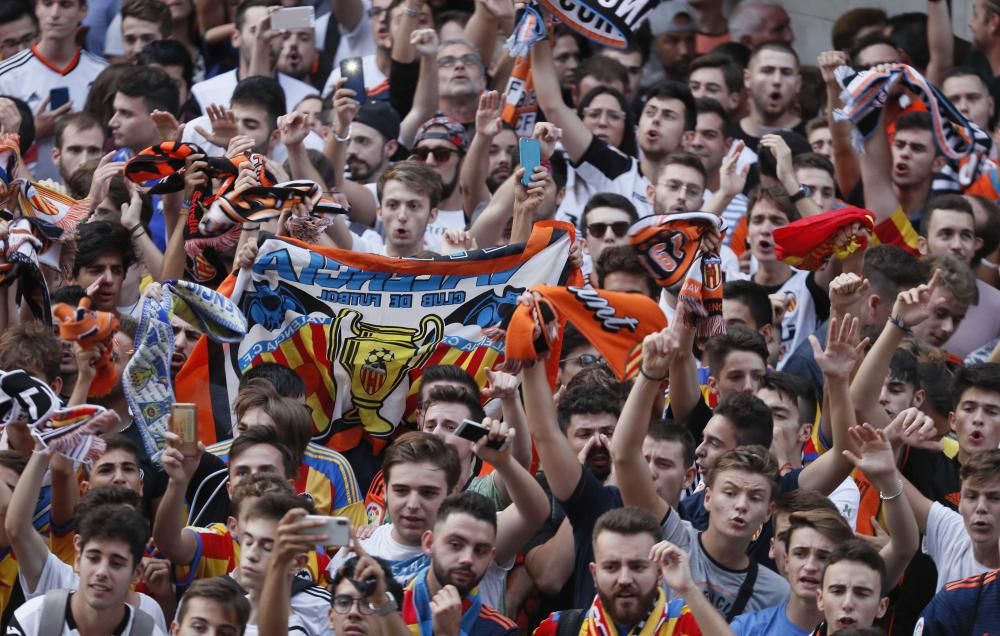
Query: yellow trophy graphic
331 309 443 437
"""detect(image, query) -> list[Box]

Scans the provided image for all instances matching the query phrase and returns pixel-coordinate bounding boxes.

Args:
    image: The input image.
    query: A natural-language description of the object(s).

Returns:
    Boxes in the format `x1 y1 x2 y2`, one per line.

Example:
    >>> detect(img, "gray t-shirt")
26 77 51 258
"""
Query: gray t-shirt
661 508 790 618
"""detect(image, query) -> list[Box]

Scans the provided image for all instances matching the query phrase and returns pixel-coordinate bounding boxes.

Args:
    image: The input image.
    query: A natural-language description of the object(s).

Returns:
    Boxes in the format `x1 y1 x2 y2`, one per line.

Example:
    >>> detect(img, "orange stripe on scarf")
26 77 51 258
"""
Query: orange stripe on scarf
52 297 120 397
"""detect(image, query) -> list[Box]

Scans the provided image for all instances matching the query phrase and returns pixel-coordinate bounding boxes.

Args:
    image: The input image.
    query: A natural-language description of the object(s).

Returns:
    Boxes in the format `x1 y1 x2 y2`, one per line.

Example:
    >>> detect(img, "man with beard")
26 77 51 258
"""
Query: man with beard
729 0 794 49
942 68 995 134
436 40 486 126
401 492 518 635
52 113 106 188
347 102 400 186
647 0 696 83
276 21 320 89
534 507 732 635
410 117 469 248
737 43 803 152
968 0 1000 115
531 35 696 217
685 98 748 231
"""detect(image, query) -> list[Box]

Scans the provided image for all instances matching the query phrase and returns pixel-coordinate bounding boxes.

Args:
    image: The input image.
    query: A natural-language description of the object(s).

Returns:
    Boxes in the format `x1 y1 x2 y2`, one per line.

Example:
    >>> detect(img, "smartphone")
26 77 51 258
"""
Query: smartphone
170 403 198 455
519 137 541 186
302 515 351 547
454 418 505 450
271 6 315 31
49 87 70 110
340 57 366 101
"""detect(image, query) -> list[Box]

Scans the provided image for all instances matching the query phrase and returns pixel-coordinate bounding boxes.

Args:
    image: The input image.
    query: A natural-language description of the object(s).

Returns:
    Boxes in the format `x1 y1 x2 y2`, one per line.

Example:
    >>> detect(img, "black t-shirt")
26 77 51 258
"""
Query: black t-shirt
734 119 809 154
559 468 624 609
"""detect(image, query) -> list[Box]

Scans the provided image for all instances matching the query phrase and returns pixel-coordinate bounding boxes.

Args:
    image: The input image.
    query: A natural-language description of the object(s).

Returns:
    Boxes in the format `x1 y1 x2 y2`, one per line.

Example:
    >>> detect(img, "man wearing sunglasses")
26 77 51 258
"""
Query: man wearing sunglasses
411 116 470 251
580 193 639 286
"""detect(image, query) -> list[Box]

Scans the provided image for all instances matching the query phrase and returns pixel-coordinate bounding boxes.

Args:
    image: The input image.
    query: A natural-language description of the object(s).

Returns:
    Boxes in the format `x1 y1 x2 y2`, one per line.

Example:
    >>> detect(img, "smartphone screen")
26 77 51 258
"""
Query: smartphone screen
519 137 541 186
170 403 198 454
49 87 70 110
455 419 505 449
340 57 366 101
271 6 315 30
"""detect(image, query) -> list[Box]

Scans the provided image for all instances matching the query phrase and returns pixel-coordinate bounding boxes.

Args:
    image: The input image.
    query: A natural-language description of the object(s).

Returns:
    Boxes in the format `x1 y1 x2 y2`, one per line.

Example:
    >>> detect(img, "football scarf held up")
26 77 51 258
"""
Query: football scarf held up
536 0 662 49
174 222 577 453
408 568 483 636
579 588 690 636
773 207 875 271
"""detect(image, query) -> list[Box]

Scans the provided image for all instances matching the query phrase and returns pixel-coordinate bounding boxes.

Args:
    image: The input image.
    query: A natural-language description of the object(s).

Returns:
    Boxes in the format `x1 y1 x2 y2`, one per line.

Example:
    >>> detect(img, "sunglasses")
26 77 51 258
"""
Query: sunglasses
587 221 630 239
560 353 605 367
411 147 460 162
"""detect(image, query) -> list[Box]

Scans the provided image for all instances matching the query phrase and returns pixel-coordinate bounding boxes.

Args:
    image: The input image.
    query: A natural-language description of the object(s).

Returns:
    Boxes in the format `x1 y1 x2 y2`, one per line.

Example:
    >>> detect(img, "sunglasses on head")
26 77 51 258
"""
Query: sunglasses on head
411 147 460 162
587 221 630 239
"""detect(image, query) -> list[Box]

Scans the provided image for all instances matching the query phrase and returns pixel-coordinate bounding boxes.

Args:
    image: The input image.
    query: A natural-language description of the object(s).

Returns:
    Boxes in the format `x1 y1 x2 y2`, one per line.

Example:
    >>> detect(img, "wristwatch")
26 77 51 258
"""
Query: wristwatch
789 184 812 203
369 591 398 616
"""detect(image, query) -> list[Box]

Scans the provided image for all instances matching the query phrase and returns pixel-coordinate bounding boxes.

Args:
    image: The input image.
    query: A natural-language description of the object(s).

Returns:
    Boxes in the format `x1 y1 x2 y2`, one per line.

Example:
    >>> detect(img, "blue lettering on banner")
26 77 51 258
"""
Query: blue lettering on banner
420 291 467 307
319 290 382 306
239 314 332 369
441 335 505 353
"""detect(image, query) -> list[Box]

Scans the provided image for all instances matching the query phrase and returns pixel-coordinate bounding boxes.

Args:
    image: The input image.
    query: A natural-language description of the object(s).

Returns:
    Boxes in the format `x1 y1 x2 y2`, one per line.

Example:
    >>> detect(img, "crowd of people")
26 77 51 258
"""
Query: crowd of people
0 0 999 633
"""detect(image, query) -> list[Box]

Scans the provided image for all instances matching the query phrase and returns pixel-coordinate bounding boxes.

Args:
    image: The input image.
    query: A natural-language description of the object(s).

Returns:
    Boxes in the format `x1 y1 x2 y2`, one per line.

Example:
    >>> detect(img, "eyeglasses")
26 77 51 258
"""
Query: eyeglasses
587 221 630 239
332 595 375 615
662 179 703 200
438 54 480 68
582 108 626 123
367 6 387 18
560 353 605 367
411 147 460 162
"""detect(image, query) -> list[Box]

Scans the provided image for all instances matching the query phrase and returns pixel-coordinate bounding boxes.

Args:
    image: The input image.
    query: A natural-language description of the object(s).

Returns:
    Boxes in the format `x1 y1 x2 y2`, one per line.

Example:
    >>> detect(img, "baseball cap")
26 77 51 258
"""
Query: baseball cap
354 101 401 143
647 0 696 36
413 115 469 153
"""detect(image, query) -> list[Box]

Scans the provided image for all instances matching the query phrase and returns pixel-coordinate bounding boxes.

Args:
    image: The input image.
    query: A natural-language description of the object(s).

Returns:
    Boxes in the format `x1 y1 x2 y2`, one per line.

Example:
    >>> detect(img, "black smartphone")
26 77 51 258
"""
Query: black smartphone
340 57 366 101
49 87 70 110
454 418 505 450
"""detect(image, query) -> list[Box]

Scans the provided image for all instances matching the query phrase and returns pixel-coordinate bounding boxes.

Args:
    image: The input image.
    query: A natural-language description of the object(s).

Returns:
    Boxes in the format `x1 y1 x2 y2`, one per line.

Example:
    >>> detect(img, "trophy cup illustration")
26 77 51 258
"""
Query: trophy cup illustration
331 309 444 436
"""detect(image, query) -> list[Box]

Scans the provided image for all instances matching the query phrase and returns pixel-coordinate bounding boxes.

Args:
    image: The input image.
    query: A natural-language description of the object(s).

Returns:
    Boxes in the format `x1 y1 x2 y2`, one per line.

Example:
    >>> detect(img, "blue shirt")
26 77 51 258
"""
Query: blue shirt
731 602 812 635
916 569 1000 635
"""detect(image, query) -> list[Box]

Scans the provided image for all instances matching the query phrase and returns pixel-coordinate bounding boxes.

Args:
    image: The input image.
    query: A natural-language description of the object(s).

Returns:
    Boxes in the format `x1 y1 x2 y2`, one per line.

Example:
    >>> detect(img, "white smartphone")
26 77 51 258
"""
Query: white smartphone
302 515 351 547
271 6 315 31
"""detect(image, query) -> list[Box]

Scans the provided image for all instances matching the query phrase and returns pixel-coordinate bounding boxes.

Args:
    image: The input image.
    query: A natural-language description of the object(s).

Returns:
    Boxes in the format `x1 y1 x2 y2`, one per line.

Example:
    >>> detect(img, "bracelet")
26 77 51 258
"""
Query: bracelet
639 365 668 382
243 224 261 232
127 223 142 235
131 228 146 240
334 125 352 142
887 314 911 335
980 259 1000 271
879 478 904 501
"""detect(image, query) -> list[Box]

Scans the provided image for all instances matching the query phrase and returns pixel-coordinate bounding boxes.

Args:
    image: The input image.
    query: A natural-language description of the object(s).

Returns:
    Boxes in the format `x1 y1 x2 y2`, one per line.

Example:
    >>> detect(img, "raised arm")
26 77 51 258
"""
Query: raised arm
924 0 953 87
666 304 702 426
463 0 514 73
477 420 550 565
842 424 919 587
818 51 863 196
280 112 326 184
460 91 502 215
330 0 364 37
798 315 868 495
399 30 440 148
522 353 581 502
483 368 532 485
651 541 736 636
610 327 674 520
4 442 54 592
761 134 823 218
860 108 900 224
151 433 205 566
257 508 323 636
529 39 592 163
161 157 206 280
324 80 378 227
703 141 748 216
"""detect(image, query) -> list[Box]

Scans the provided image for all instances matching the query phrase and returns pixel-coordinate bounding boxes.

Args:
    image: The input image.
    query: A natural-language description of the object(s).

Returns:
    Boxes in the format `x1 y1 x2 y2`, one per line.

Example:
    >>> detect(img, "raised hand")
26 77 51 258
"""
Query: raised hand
34 94 73 139
140 557 174 601
274 508 327 565
842 423 897 486
161 431 204 485
891 269 941 331
440 228 478 254
350 536 392 606
532 122 562 160
817 50 849 87
760 134 797 194
119 180 144 230
194 104 238 149
482 367 521 400
87 152 126 205
650 540 697 595
475 90 503 139
810 314 868 380
332 78 361 138
0 98 22 136
430 585 463 636
640 326 678 381
235 241 259 271
278 111 311 148
883 406 944 452
182 153 209 200
226 135 256 160
411 28 439 58
151 110 184 143
829 273 870 315
513 165 549 214
718 140 749 199
472 417 515 467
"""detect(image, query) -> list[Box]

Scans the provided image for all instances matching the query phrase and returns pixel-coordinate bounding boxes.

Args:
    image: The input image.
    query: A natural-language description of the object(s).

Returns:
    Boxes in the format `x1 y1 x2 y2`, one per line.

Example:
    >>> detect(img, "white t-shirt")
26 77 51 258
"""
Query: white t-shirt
227 571 326 636
180 114 325 165
18 552 168 632
191 69 319 115
314 0 377 67
321 54 387 100
425 209 467 253
0 46 108 181
827 477 861 531
6 593 167 636
922 501 993 591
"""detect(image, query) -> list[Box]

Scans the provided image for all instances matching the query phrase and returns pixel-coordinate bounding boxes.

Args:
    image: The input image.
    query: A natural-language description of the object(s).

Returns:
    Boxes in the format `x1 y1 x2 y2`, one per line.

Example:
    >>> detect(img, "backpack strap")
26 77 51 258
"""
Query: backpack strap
555 608 586 636
129 605 156 636
38 589 72 636
726 558 759 622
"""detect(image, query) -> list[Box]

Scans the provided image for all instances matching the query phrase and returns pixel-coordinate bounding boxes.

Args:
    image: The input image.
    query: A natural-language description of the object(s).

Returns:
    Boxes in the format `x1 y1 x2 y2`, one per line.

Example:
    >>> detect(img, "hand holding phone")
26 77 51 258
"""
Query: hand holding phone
49 87 70 111
301 515 351 547
169 403 199 455
340 57 366 101
518 137 541 186
454 418 506 450
271 6 315 31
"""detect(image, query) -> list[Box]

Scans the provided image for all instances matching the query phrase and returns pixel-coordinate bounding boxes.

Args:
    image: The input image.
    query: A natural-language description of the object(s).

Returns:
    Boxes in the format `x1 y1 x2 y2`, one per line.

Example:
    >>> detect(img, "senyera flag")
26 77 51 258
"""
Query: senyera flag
175 222 579 454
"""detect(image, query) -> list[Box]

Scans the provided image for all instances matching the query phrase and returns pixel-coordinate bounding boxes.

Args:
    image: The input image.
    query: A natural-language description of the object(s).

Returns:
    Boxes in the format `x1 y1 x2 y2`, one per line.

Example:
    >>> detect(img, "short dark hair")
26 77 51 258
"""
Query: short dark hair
556 377 623 432
694 97 733 137
761 372 818 424
704 325 768 377
823 539 887 593
137 39 195 90
952 363 1000 413
688 53 743 93
117 65 180 116
331 556 405 607
595 245 658 299
77 504 150 567
176 578 251 632
862 245 927 302
377 161 443 210
241 362 306 398
643 81 696 131
713 393 774 448
704 445 780 497
792 152 835 178
120 0 171 36
832 8 888 51
592 506 661 548
382 432 462 492
918 360 954 417
583 193 639 232
0 1 35 28
435 491 497 532
664 150 707 183
895 111 934 137
749 42 800 67
549 151 568 191
724 280 773 329
233 378 312 466
970 195 1000 265
647 419 696 468
0 322 61 382
96 433 142 468
73 484 142 522
232 76 286 132
784 507 854 548
229 425 296 479
73 221 135 277
235 0 279 31
747 183 800 223
55 111 103 150
230 472 296 518
849 33 899 66
422 384 485 424
775 488 839 517
243 489 315 524
577 55 628 92
50 284 87 307
887 349 920 389
420 365 479 403
920 194 975 238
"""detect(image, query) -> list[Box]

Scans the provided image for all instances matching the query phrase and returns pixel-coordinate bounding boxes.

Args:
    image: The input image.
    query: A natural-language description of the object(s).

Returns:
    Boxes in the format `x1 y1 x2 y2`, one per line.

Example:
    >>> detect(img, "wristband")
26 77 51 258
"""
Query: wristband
879 478 904 501
243 224 261 232
639 365 668 382
335 125 352 142
980 259 1000 271
888 314 912 336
